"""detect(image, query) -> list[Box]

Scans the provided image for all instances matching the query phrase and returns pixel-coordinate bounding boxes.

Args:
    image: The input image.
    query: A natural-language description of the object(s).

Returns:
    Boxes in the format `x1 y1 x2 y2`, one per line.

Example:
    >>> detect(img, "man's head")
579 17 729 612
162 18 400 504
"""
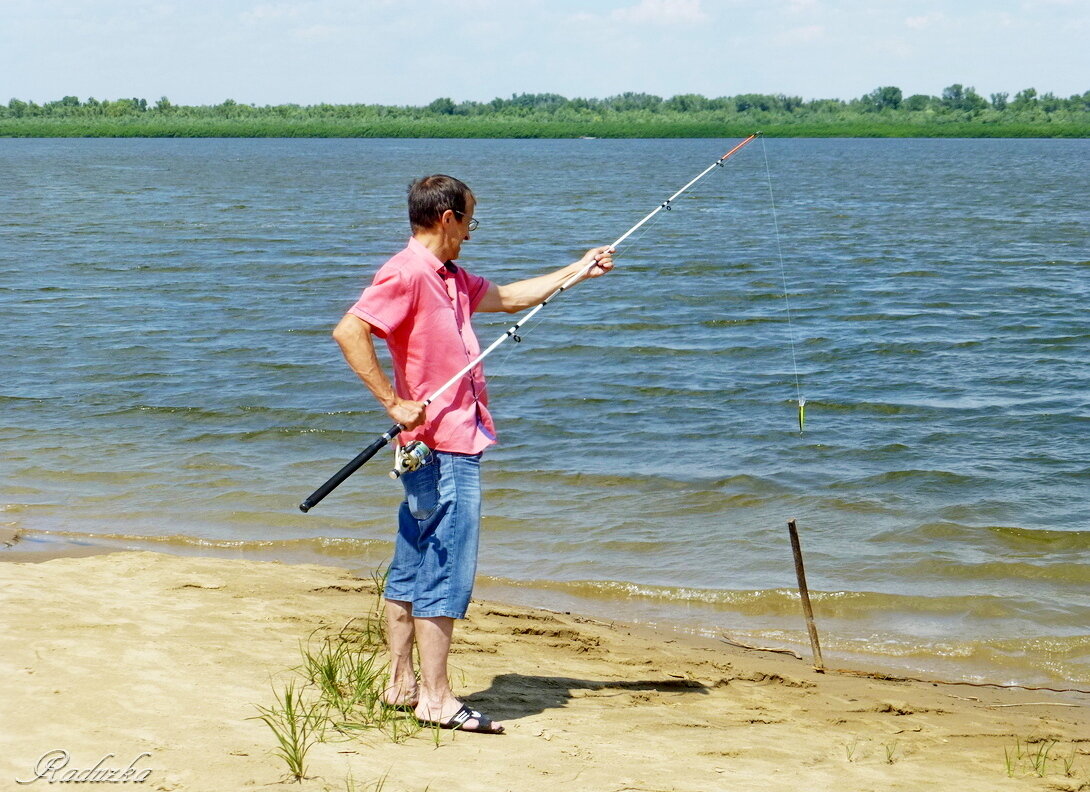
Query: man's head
408 174 474 233
407 174 476 261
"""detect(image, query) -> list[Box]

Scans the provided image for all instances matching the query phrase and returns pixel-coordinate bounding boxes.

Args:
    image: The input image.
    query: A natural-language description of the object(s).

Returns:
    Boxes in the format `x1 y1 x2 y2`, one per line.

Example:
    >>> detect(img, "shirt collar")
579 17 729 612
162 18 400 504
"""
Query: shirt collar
407 236 457 274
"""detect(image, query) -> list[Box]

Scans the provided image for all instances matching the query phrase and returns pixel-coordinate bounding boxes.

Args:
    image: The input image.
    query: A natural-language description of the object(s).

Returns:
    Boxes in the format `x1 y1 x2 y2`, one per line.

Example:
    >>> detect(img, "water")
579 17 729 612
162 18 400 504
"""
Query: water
2 137 1088 687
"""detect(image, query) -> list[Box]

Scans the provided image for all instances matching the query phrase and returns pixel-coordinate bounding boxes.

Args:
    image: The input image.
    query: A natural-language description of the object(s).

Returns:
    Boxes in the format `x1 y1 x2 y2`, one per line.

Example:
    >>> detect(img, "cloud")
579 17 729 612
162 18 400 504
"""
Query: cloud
294 23 338 40
786 0 818 13
239 3 304 24
776 24 824 44
611 0 709 25
905 12 944 30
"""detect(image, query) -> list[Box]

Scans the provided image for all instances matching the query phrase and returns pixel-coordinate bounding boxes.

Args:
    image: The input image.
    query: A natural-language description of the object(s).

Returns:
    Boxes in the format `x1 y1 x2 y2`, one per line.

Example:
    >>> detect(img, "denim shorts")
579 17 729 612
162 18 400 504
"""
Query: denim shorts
384 451 482 619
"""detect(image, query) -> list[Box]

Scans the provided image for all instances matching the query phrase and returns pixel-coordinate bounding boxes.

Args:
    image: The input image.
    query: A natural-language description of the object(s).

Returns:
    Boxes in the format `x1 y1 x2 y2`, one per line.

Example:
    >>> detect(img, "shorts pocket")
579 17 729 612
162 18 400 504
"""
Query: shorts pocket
402 456 439 520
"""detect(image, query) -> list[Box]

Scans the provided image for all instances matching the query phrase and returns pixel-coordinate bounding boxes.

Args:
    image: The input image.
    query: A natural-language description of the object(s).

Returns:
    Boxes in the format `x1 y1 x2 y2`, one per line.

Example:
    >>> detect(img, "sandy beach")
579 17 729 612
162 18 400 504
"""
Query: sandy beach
1 549 1086 792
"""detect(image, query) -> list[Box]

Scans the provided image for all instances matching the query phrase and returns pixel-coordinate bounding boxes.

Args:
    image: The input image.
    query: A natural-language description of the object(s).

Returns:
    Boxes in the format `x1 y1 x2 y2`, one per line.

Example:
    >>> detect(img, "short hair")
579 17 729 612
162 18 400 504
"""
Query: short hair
407 174 473 232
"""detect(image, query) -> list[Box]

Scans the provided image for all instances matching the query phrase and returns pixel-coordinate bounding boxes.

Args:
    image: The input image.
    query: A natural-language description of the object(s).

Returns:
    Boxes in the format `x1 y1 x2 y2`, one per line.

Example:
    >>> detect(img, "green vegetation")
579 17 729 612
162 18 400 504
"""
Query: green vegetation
250 568 452 783
2 85 1088 138
251 678 325 782
1003 737 1085 780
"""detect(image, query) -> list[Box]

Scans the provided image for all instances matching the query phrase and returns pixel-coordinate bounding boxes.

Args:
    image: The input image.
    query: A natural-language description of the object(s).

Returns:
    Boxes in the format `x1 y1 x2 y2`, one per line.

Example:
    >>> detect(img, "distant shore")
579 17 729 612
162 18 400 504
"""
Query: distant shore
2 118 1087 138
6 87 1086 138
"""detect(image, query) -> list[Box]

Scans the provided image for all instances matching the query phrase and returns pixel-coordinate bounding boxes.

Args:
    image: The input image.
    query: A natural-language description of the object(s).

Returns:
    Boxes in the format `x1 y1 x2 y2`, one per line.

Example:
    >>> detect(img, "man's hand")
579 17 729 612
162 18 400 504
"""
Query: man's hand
387 398 426 430
578 246 615 279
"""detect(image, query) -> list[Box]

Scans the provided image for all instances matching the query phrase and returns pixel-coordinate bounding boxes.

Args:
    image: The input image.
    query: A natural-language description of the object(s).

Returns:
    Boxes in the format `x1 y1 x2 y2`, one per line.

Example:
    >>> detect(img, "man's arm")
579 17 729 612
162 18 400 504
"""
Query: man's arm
476 246 614 314
331 314 426 429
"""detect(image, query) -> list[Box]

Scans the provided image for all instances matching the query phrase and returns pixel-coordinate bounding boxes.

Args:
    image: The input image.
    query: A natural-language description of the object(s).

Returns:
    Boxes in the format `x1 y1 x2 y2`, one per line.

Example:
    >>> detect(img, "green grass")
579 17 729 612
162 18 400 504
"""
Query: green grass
251 567 454 782
883 740 898 764
344 769 390 791
1 116 1086 138
1004 737 1086 780
250 678 326 782
294 620 422 745
844 738 861 762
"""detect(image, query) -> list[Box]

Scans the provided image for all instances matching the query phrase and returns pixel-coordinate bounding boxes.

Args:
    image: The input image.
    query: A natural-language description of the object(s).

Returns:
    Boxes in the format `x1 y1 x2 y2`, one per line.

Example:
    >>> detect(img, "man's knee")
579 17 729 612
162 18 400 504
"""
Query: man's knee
385 598 414 621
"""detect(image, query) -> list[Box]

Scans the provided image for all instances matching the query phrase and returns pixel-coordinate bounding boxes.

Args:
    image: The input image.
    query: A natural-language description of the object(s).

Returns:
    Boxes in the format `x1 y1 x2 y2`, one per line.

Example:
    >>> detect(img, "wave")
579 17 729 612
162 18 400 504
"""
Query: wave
830 469 977 492
10 527 389 559
896 556 1090 586
988 524 1090 552
916 522 1090 553
478 577 1046 622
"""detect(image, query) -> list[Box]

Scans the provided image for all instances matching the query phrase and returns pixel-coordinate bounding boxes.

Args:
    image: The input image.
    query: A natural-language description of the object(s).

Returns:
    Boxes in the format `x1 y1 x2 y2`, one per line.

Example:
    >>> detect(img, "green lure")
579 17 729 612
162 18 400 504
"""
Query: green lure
797 398 806 433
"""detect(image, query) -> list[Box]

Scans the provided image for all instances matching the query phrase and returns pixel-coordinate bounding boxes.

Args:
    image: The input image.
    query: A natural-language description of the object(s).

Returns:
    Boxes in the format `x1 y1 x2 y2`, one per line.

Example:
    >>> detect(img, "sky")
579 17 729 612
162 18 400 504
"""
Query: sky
2 0 1088 106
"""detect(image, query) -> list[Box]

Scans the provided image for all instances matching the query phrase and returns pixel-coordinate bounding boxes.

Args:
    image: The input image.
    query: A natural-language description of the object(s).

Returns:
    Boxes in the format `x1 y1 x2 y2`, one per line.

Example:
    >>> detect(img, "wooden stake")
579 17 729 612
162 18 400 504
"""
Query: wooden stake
787 518 825 673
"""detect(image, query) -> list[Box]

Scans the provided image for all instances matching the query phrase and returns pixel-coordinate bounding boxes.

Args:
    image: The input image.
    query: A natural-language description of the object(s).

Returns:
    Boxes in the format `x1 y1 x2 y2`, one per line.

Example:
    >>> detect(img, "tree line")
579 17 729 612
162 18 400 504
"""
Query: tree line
4 85 1088 121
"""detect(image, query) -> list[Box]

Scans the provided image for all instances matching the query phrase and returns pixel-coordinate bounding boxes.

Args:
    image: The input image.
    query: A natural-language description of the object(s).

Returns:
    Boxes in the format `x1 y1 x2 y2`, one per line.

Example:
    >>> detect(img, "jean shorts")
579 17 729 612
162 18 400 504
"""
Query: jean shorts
384 451 482 619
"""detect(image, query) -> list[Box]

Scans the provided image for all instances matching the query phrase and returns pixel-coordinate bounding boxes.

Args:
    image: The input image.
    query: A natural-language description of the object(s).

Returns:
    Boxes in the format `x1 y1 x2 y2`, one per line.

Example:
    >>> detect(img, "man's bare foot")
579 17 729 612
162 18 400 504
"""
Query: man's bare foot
381 681 419 708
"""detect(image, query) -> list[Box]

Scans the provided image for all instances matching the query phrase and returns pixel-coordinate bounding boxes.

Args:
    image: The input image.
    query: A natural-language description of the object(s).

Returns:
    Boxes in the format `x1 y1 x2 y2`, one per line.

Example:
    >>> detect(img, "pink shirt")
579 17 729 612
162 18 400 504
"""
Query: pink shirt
348 237 497 454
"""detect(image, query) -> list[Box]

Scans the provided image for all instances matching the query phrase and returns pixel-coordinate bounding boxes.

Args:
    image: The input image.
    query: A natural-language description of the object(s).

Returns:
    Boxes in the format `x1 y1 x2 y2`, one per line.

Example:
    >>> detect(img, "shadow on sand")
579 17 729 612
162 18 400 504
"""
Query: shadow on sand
465 672 711 721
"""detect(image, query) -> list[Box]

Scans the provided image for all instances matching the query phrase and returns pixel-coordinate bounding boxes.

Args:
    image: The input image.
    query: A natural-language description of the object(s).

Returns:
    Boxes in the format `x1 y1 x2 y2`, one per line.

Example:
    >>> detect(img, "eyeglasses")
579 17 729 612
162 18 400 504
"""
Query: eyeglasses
452 210 479 232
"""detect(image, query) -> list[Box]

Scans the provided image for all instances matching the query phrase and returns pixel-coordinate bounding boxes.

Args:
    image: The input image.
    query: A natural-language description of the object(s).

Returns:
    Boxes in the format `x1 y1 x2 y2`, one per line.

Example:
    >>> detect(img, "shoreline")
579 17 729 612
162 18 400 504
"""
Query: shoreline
3 527 1088 695
1 549 1086 791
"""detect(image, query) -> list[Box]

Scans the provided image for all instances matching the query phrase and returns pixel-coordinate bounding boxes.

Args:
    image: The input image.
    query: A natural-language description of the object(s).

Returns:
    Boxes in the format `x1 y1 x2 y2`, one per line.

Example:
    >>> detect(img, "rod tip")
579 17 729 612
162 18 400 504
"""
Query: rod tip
299 503 311 513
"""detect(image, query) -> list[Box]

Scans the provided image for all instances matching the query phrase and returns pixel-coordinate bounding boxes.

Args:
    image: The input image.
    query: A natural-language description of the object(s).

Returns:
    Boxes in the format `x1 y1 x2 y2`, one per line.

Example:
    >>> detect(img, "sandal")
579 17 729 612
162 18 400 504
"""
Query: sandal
418 703 504 734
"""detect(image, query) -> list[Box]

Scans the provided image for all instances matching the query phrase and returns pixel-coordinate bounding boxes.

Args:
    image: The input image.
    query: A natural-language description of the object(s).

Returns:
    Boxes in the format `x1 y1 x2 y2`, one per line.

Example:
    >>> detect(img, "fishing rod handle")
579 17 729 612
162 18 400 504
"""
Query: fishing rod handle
299 423 402 512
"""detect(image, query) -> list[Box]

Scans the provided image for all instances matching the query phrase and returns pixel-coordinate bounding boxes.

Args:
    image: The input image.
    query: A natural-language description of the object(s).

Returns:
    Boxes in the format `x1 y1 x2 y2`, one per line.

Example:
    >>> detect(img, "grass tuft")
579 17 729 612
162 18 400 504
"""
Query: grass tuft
250 678 326 782
345 769 390 791
844 738 860 762
883 740 898 764
1003 736 1084 780
252 566 438 779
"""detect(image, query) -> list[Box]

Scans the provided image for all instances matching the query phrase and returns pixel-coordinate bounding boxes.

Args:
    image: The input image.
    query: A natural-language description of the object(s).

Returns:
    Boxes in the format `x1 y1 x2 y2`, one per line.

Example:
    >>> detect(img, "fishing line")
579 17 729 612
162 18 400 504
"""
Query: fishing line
760 135 806 433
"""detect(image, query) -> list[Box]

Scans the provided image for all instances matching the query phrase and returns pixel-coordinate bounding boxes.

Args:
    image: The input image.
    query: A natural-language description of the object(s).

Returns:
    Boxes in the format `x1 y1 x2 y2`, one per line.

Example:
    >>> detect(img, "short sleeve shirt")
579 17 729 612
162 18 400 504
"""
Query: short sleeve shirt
348 237 497 454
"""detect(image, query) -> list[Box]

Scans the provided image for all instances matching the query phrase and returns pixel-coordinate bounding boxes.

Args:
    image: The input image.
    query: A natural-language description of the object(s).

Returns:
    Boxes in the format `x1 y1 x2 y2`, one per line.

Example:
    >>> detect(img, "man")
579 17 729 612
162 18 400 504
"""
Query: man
332 174 613 734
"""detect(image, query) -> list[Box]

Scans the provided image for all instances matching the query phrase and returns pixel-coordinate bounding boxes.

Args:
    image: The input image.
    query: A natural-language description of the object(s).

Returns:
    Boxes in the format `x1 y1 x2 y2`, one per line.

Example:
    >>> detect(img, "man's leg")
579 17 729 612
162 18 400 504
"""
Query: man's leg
383 598 417 706
409 453 501 731
382 467 436 707
414 615 503 732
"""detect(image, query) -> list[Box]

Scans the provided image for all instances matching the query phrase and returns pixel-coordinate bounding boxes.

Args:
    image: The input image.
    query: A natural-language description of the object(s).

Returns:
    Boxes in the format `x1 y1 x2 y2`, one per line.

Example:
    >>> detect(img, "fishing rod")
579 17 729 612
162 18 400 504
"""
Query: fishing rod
299 132 761 513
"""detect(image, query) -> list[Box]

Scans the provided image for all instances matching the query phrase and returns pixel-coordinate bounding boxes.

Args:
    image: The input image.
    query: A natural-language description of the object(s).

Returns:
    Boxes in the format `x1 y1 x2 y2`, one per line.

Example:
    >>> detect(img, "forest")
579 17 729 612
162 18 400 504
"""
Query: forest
2 85 1087 137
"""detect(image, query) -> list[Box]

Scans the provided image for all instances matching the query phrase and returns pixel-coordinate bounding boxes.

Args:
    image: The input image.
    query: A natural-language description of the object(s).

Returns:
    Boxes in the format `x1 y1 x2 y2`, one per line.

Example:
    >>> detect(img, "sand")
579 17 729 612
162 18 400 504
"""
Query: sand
1 550 1086 791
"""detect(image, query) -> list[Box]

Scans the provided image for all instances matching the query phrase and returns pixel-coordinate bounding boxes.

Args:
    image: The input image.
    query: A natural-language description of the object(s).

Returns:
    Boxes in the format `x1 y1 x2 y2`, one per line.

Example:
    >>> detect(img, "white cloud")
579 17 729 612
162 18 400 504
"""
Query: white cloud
240 3 304 24
294 24 338 40
868 37 913 59
905 12 944 30
611 0 709 25
786 0 818 13
777 24 824 44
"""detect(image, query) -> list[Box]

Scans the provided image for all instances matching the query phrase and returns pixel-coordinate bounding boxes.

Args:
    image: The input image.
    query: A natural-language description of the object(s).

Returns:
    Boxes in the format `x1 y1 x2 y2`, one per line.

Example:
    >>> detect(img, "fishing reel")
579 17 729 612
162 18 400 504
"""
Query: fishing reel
390 440 432 479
